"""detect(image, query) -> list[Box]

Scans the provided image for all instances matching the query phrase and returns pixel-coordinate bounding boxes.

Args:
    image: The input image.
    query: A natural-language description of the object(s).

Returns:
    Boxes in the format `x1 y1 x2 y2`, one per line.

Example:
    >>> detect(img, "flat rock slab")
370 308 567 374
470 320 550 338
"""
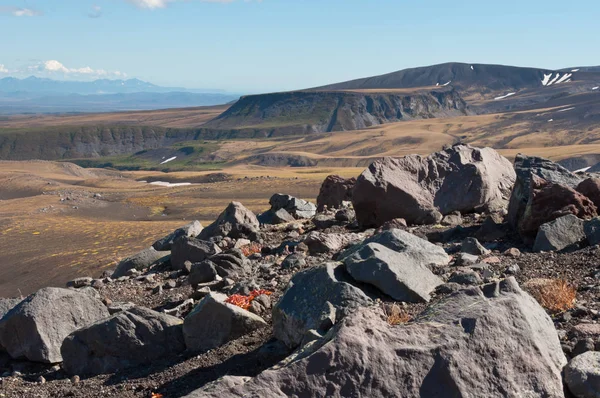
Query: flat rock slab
533 214 585 252
342 242 442 302
112 247 170 278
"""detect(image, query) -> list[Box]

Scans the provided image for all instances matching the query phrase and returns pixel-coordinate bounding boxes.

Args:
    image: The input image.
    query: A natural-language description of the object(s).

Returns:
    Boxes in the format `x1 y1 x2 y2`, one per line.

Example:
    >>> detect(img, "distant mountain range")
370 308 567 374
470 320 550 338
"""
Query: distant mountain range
0 76 241 114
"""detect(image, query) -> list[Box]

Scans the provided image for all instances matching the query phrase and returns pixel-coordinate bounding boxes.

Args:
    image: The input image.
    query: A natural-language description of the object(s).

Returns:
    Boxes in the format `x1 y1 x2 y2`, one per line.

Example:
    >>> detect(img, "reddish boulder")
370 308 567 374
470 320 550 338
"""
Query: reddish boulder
576 178 600 208
519 175 597 240
316 175 356 211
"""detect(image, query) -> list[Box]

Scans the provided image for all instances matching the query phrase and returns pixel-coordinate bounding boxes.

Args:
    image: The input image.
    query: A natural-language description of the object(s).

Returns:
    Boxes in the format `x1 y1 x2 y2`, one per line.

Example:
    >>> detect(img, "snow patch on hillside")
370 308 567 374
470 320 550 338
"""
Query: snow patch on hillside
160 156 177 165
494 92 516 100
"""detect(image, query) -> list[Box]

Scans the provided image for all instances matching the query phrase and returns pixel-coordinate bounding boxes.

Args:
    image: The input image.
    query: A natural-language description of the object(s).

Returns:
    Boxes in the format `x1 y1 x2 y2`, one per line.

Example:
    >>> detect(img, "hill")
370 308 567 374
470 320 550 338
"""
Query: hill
203 88 469 135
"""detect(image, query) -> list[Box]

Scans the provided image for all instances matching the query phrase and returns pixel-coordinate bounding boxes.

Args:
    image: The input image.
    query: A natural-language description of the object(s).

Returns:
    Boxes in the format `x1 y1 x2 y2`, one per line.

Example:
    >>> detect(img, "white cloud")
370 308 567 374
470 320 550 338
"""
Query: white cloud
127 0 258 10
0 7 43 16
88 5 102 18
36 60 125 79
0 64 9 74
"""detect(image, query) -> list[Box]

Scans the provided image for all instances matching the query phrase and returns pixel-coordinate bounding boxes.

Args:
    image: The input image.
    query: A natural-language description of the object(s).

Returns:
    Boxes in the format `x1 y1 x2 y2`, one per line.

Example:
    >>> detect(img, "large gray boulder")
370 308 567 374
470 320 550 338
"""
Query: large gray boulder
183 293 267 352
269 194 317 219
187 278 566 398
0 287 109 363
564 351 600 398
112 247 170 278
171 236 221 271
353 144 515 227
152 221 203 251
507 154 583 229
61 307 185 376
273 262 372 348
198 202 259 240
0 298 21 320
533 214 585 252
341 242 443 302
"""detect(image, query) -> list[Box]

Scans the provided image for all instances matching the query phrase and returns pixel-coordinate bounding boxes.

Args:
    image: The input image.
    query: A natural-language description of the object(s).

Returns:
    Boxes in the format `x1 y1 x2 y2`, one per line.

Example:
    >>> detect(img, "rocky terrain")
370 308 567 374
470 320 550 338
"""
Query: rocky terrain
2 144 600 397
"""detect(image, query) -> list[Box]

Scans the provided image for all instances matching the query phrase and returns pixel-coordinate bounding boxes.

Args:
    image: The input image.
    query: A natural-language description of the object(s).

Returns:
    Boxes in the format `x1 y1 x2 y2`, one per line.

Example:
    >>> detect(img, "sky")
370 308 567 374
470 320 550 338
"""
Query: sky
0 0 599 93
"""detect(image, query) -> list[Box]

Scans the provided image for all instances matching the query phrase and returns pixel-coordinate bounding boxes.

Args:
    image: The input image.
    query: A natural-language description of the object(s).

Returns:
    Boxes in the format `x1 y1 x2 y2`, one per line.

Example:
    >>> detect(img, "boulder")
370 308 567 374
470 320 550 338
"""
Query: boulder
210 249 249 279
189 278 566 398
316 175 356 211
112 247 170 278
577 178 600 208
273 262 372 348
281 253 306 270
475 213 506 242
188 260 219 286
533 214 585 252
171 236 221 271
344 229 450 268
269 194 317 219
441 212 463 226
152 221 203 251
353 144 515 227
61 307 185 376
341 243 443 302
303 231 363 255
518 175 597 240
564 351 600 398
507 154 583 229
312 214 336 230
0 287 109 363
334 208 355 223
198 202 259 240
183 293 267 352
257 208 295 225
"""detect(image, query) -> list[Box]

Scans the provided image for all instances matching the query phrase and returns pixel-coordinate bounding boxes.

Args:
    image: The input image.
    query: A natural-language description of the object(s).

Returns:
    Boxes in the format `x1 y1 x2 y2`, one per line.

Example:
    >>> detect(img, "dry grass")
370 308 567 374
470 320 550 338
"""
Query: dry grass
524 278 577 313
382 303 412 325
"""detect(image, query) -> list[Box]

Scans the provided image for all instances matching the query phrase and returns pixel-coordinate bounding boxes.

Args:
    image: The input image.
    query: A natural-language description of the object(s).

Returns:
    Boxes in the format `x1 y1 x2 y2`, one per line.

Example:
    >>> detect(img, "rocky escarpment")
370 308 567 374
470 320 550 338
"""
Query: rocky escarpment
203 88 469 136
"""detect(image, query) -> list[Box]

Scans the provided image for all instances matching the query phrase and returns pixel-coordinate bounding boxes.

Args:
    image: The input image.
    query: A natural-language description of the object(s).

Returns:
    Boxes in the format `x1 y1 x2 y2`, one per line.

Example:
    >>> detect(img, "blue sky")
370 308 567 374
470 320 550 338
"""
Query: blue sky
0 0 598 93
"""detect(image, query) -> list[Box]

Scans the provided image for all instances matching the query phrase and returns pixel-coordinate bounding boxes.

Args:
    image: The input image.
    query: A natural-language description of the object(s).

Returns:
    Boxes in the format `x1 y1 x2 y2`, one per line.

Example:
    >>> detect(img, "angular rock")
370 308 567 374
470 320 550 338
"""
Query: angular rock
61 307 185 376
112 247 170 278
171 236 221 271
441 212 463 226
508 154 584 230
316 175 356 211
190 278 566 398
342 243 443 302
188 260 219 286
257 208 295 225
334 208 355 223
198 202 259 240
67 277 93 288
0 298 21 320
564 351 600 398
518 176 596 240
533 214 585 252
273 262 372 348
461 237 490 255
281 253 306 270
345 229 450 268
210 249 249 278
353 144 516 227
303 231 363 255
269 194 317 219
577 177 600 209
0 287 109 363
312 214 336 230
183 293 267 352
152 221 203 251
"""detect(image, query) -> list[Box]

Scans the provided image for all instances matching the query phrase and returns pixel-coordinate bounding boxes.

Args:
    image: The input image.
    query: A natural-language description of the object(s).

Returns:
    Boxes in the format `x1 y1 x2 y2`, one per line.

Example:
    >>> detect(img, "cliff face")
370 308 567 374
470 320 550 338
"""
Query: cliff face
203 88 469 135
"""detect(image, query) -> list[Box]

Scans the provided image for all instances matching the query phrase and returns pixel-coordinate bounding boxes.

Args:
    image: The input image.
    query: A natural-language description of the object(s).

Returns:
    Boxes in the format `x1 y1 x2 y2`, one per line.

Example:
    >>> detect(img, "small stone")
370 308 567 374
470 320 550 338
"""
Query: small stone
71 375 80 385
37 375 46 384
572 338 595 357
505 264 520 275
153 285 163 295
448 271 482 286
441 212 463 227
164 280 177 290
482 256 501 264
461 237 490 256
455 253 478 266
503 248 522 258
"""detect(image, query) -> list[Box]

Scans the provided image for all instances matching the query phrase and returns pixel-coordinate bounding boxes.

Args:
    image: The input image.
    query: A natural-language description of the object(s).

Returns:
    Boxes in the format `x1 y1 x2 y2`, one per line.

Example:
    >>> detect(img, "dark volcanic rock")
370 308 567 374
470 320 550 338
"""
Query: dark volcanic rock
112 247 170 278
576 178 600 208
269 194 317 219
61 307 185 376
171 237 222 271
198 202 259 240
257 208 295 225
352 144 515 227
152 221 203 251
533 214 585 252
316 175 356 211
190 278 566 398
